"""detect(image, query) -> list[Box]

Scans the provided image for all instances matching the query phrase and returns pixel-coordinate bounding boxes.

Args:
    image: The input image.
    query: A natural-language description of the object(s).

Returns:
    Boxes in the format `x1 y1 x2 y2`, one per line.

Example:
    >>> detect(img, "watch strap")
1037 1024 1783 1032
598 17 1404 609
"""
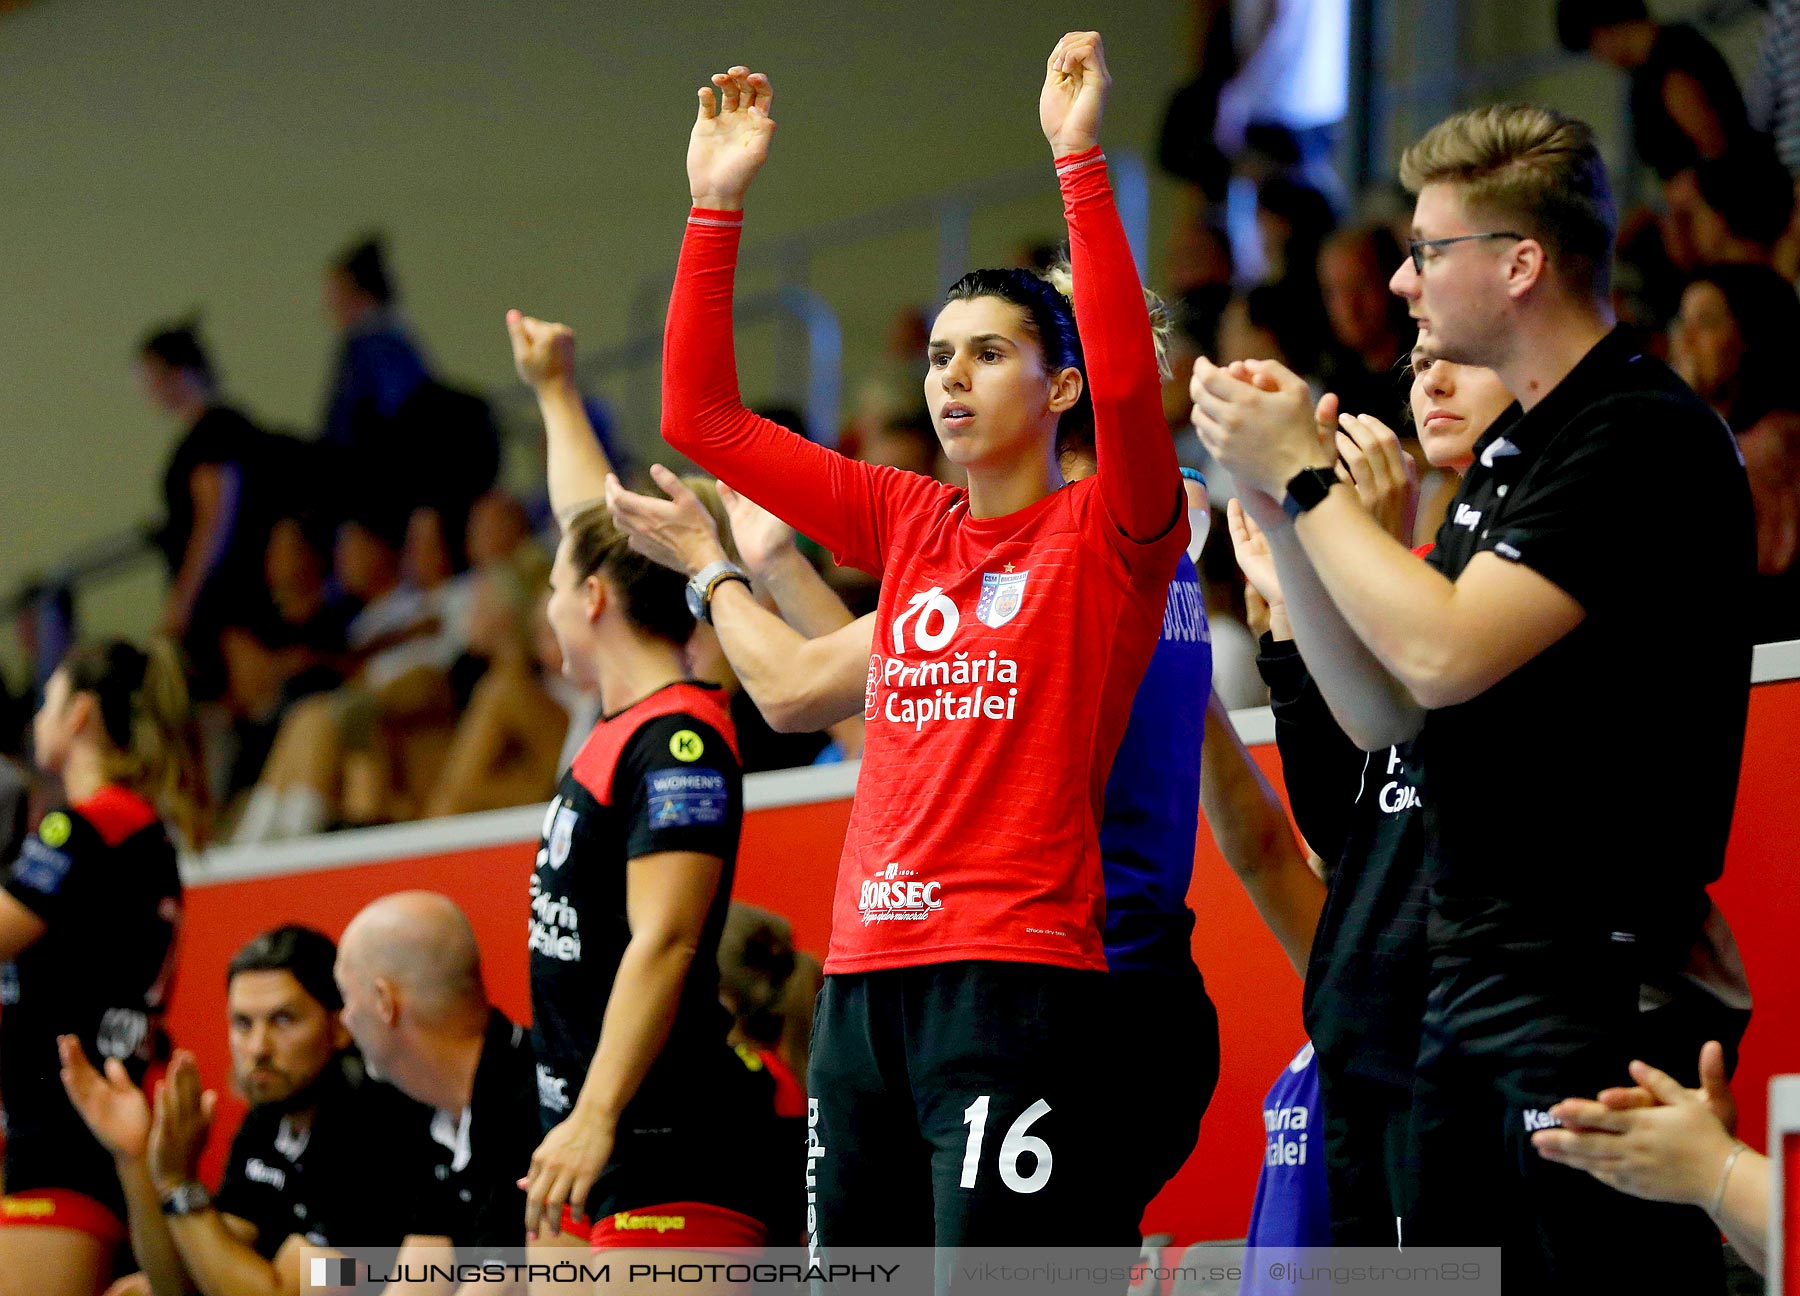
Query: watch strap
1282 467 1339 520
160 1180 213 1217
689 561 750 624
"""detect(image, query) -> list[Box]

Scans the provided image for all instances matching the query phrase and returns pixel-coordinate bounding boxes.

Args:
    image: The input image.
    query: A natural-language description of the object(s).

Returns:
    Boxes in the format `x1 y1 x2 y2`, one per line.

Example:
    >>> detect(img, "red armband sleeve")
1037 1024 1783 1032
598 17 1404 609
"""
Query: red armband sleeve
660 210 948 574
1057 149 1185 550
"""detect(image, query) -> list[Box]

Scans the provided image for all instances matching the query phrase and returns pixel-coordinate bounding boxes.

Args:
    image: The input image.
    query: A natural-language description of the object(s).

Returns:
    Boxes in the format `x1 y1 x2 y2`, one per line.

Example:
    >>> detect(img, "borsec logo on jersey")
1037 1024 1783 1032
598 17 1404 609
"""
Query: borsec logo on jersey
975 569 1029 629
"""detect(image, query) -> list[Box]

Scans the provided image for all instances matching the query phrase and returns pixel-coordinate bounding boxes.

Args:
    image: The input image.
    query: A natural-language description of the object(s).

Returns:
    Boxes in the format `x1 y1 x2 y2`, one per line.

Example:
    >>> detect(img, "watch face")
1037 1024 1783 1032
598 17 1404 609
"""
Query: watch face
685 582 706 621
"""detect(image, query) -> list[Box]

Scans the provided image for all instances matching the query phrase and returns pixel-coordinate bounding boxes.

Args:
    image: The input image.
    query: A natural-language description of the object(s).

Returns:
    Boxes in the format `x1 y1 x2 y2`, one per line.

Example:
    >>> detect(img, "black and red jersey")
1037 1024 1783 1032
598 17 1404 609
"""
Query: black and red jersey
528 683 743 1135
1 785 182 1146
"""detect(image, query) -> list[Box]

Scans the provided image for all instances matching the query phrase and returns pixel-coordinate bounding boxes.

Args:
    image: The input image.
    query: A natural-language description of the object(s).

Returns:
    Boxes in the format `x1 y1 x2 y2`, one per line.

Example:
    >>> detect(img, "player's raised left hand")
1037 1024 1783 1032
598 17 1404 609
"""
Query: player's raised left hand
1041 32 1110 158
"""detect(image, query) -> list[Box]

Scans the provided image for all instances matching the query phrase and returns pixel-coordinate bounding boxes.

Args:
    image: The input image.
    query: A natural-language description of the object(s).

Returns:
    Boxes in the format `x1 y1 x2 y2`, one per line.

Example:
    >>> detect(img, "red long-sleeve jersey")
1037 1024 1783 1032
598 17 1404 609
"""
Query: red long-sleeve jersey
663 151 1186 973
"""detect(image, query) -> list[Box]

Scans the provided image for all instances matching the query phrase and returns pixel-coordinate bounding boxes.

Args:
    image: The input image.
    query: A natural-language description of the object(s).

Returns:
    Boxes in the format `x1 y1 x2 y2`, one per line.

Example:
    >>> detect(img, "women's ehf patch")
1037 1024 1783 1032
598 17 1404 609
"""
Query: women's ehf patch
645 767 730 827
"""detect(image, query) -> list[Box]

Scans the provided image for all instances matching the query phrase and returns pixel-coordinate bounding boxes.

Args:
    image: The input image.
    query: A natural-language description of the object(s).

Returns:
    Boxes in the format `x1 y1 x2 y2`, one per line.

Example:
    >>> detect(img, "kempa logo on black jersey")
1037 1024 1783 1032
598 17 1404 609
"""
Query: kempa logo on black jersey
857 861 942 924
1453 503 1483 530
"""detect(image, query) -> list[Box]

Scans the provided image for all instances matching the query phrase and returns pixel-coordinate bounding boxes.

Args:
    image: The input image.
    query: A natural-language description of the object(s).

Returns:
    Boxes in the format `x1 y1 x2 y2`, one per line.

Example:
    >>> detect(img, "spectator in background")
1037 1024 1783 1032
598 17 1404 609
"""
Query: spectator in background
423 557 569 818
1317 226 1413 426
340 505 483 823
232 506 427 842
1748 0 1800 177
319 235 431 457
1156 0 1239 203
1256 175 1337 295
139 322 281 700
465 489 534 570
1670 263 1800 641
217 516 355 798
1218 283 1331 396
844 402 938 480
1685 144 1798 272
1556 0 1750 181
1214 0 1350 203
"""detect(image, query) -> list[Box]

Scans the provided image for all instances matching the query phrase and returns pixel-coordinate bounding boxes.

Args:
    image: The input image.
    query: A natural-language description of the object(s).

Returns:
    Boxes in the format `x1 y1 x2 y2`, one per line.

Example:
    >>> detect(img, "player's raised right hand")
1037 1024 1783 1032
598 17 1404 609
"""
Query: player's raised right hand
688 66 775 210
506 310 577 393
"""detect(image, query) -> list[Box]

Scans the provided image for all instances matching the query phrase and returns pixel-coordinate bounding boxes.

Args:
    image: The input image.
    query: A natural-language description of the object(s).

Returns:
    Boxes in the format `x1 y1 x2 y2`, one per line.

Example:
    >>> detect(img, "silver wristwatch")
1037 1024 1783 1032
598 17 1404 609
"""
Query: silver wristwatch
160 1180 213 1217
685 560 751 625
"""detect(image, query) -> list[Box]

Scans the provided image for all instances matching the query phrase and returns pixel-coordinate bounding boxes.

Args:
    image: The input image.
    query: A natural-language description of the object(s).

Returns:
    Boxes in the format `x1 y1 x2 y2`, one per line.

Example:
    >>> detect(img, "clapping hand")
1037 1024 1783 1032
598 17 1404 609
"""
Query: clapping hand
1532 1045 1741 1208
146 1049 217 1195
59 1035 151 1163
605 465 730 579
718 481 795 577
1333 412 1420 545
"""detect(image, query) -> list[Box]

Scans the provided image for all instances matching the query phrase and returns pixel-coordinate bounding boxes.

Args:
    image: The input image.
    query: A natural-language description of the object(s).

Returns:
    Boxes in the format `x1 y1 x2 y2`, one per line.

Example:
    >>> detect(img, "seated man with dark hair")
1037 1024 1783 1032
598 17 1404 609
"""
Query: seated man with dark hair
59 925 447 1296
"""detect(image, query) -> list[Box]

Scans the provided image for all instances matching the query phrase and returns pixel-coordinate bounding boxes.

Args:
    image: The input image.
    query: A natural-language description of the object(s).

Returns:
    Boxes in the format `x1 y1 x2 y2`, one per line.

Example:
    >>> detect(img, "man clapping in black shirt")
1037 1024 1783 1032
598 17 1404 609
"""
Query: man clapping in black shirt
1192 104 1754 1292
60 926 444 1296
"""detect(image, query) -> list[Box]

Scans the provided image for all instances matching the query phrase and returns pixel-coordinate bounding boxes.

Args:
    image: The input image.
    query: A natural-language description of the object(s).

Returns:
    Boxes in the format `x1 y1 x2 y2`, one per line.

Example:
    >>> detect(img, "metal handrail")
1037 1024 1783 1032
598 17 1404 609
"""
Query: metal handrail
2 153 1149 670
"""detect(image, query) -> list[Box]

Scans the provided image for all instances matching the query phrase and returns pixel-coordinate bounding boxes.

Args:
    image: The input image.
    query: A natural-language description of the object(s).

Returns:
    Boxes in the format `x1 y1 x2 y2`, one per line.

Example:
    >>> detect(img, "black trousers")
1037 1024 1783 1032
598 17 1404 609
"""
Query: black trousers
1405 936 1748 1293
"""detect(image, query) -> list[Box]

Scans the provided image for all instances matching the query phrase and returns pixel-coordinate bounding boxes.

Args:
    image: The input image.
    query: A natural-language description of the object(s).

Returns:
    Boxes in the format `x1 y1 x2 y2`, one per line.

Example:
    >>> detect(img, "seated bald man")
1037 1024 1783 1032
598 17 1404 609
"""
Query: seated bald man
334 891 538 1261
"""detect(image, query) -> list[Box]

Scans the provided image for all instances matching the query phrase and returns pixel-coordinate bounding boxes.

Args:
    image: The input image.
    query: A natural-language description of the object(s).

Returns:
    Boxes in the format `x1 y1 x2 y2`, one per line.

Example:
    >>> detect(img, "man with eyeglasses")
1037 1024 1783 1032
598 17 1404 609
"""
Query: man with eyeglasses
1190 103 1753 1292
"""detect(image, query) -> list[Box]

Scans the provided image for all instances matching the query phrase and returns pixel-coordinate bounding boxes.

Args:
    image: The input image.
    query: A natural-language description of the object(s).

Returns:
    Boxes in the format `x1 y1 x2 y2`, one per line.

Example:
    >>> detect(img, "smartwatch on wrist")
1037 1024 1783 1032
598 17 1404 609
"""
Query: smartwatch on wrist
685 560 751 625
1281 467 1339 520
160 1181 212 1217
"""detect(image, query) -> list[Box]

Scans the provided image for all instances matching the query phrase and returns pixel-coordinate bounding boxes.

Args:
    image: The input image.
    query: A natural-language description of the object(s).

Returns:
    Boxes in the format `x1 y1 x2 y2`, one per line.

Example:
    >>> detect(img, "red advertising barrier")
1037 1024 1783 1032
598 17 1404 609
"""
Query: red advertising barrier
167 673 1800 1244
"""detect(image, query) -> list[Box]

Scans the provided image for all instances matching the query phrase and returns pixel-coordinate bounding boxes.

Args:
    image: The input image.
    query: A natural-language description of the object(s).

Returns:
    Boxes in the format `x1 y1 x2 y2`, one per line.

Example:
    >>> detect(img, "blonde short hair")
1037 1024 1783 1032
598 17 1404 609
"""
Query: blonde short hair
1399 104 1615 300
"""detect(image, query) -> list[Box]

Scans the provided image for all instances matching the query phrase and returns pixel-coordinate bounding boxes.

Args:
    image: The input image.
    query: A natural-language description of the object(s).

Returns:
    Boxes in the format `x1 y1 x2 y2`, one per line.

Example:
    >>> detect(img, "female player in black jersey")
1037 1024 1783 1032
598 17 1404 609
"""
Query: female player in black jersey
505 313 782 1259
0 639 207 1296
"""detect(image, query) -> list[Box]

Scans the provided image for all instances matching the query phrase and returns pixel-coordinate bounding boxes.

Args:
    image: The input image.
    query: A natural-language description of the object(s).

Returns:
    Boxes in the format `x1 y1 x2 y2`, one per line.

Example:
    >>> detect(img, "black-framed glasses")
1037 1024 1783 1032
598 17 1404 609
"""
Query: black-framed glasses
1407 232 1526 274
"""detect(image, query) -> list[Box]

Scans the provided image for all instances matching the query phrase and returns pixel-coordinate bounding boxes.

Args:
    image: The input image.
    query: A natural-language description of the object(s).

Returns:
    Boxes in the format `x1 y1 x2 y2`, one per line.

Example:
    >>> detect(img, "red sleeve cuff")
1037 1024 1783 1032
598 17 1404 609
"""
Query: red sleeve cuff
1053 146 1105 172
688 207 744 226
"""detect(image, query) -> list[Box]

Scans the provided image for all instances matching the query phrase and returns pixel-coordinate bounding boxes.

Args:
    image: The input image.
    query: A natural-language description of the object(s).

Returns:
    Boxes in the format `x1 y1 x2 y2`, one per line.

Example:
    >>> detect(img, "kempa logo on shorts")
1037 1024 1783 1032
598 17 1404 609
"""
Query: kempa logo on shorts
0 1197 55 1220
857 861 943 923
613 1211 687 1233
1521 1108 1563 1132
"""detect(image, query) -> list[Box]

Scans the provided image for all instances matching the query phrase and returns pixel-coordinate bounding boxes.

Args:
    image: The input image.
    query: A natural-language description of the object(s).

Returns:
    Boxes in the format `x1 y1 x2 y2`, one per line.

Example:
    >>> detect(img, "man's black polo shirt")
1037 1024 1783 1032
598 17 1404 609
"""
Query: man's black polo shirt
1420 327 1754 965
214 1054 442 1258
406 1009 538 1259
